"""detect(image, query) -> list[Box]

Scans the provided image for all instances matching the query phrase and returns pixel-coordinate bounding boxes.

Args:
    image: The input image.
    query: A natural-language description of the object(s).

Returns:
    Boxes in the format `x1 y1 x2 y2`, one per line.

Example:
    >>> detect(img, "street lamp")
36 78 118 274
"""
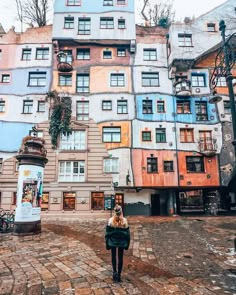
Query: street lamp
209 20 236 159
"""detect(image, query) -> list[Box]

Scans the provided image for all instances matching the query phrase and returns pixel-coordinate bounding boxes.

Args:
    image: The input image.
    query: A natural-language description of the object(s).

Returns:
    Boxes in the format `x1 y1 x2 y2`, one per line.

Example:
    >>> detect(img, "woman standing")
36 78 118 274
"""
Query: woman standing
105 205 130 282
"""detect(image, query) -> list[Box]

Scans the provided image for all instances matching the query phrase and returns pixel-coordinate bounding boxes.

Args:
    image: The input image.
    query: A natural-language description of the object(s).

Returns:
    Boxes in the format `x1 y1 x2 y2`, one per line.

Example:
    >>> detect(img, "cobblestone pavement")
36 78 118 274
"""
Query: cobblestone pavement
0 214 236 295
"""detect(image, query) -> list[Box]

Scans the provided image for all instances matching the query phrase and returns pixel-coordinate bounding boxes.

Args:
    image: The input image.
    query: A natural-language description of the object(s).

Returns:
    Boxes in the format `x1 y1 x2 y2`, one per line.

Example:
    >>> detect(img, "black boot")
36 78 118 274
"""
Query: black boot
112 272 118 282
117 273 121 282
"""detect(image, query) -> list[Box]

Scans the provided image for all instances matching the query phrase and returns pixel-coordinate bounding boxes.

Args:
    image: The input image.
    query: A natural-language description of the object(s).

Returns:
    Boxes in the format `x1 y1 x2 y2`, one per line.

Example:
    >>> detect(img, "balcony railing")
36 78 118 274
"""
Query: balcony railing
198 137 217 157
174 79 192 97
57 52 73 72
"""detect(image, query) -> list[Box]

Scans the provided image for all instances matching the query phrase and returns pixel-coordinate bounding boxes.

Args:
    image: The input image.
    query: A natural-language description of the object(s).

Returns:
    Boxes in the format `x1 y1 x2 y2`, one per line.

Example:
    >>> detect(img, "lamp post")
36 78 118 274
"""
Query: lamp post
210 20 236 158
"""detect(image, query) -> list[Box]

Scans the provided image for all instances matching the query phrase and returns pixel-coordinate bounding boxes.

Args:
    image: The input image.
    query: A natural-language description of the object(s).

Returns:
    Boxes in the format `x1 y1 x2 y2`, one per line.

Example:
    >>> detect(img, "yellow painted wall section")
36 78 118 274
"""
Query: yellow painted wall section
132 150 178 187
90 66 132 93
98 121 131 150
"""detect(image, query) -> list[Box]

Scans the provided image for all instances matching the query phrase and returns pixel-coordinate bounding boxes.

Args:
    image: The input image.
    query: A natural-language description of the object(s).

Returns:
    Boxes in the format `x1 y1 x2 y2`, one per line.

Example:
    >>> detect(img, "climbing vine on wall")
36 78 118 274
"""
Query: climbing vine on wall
46 90 72 148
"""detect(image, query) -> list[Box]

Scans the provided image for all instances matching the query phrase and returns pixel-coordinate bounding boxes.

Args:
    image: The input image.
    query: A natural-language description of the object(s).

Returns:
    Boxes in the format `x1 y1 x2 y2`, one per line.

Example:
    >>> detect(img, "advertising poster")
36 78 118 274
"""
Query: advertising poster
15 165 44 222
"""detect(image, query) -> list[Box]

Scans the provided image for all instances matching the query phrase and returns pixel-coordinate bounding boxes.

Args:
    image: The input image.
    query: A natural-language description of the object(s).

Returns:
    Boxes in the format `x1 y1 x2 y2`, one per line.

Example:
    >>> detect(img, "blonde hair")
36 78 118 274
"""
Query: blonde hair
108 205 128 228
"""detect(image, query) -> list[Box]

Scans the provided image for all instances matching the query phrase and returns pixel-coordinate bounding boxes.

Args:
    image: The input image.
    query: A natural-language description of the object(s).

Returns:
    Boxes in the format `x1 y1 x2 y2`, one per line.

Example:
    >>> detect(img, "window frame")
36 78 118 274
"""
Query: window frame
102 100 112 110
156 128 166 143
103 50 112 59
223 101 231 114
186 156 205 173
1 74 10 83
100 17 114 29
216 76 227 87
142 99 153 114
178 33 193 47
103 0 113 5
76 48 90 60
177 100 191 114
142 131 152 142
78 18 91 35
143 49 157 61
118 19 126 29
76 101 89 121
180 128 194 143
147 156 158 173
103 157 119 173
117 48 126 57
37 101 46 112
67 0 81 5
0 100 5 112
110 73 125 87
23 100 33 114
103 127 121 143
28 72 46 87
142 72 160 87
59 74 72 86
58 161 85 182
157 101 165 113
163 161 174 172
76 74 89 93
195 101 208 121
191 73 206 87
117 100 128 114
22 48 32 61
60 130 86 150
36 48 49 60
64 17 74 29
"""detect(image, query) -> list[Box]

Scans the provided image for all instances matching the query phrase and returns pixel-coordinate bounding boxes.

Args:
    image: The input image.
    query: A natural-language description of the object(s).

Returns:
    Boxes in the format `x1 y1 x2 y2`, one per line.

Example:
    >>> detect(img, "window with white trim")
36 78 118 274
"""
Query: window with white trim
76 101 89 120
60 130 86 150
143 49 157 61
76 74 89 92
103 127 121 142
191 74 206 87
64 17 74 29
23 100 33 114
58 161 85 182
102 100 112 110
110 73 125 87
117 100 127 114
178 34 192 47
36 48 49 60
142 72 159 87
29 72 46 86
104 158 119 173
100 17 114 29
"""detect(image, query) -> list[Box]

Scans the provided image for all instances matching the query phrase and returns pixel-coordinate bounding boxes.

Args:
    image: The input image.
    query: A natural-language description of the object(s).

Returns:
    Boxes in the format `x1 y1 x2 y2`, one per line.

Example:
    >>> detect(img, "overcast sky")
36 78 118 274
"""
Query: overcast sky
0 0 227 32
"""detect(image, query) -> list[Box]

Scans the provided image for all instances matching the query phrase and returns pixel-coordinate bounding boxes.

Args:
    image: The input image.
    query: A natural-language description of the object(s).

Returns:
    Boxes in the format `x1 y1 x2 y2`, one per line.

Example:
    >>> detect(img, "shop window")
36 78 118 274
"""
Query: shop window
63 192 76 210
91 192 104 210
41 192 49 210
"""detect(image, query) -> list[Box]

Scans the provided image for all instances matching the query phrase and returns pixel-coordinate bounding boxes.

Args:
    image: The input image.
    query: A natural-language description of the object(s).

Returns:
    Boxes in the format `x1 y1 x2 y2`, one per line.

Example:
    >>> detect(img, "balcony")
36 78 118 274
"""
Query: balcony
57 52 73 72
198 137 217 157
174 79 191 97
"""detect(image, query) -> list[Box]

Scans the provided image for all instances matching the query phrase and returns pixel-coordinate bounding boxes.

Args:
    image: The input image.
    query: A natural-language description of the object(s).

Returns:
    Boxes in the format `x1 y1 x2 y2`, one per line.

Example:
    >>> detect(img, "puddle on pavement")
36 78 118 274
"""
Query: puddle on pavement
44 223 174 280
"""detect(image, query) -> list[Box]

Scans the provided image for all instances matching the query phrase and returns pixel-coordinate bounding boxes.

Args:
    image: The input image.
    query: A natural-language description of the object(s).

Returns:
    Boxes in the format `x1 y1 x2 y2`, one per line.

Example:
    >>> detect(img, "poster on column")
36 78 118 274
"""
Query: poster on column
15 165 44 222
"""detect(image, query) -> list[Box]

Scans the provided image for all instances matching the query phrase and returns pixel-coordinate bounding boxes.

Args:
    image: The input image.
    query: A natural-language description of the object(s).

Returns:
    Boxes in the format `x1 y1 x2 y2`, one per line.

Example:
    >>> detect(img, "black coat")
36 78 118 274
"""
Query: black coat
105 225 130 250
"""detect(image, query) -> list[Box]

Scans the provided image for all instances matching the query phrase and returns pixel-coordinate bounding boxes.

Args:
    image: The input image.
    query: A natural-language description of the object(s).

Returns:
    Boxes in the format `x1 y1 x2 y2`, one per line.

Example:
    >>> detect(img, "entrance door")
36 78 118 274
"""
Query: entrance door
151 194 160 216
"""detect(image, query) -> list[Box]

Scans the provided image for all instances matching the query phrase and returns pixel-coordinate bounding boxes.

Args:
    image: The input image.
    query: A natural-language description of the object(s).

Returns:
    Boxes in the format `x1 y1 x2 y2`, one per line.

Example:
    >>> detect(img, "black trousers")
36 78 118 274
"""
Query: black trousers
111 247 124 274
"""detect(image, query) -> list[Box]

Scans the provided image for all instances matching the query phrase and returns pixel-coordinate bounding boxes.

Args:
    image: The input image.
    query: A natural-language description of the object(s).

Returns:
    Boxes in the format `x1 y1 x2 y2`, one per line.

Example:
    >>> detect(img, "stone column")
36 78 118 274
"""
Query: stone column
13 135 48 235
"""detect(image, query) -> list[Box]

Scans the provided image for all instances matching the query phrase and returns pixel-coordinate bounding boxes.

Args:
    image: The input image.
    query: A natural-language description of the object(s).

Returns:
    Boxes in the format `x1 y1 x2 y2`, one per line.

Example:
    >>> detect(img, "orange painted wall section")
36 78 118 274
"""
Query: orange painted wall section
132 150 178 187
178 151 220 187
98 121 131 150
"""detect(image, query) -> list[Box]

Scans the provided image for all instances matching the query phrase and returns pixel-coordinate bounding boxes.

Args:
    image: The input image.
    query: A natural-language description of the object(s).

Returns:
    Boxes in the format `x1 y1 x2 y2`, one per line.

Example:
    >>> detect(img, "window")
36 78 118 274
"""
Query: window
104 158 118 173
1 74 10 83
142 99 153 114
23 100 33 114
29 72 46 86
100 17 114 29
103 51 112 59
60 130 86 150
142 131 151 141
117 100 127 114
143 49 157 61
103 127 121 142
22 49 31 60
104 0 113 5
102 100 112 110
59 74 72 86
91 192 104 210
156 128 166 142
224 101 231 114
77 101 89 120
67 0 81 5
110 73 125 87
191 74 206 87
59 161 85 182
78 18 91 35
37 101 45 112
76 74 89 92
77 48 90 60
199 131 214 151
207 23 216 32
186 156 204 173
64 17 74 29
0 158 2 173
177 101 191 114
157 101 165 113
164 161 174 172
58 50 73 64
180 128 194 142
63 192 76 210
142 72 159 87
0 100 5 112
36 48 49 60
12 192 17 205
195 101 208 121
117 0 126 4
41 192 49 210
217 76 227 87
147 156 158 173
118 19 126 29
178 34 192 47
117 48 126 57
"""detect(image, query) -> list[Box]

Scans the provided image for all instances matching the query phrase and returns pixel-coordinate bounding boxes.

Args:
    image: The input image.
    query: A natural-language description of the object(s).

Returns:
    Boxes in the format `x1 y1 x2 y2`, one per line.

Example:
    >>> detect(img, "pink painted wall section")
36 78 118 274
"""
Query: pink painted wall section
132 150 178 187
178 151 220 187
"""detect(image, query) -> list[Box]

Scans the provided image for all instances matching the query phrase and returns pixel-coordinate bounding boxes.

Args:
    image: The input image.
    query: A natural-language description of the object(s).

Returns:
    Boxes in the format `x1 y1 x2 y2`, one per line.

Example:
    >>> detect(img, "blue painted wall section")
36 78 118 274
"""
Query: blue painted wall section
0 121 33 152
